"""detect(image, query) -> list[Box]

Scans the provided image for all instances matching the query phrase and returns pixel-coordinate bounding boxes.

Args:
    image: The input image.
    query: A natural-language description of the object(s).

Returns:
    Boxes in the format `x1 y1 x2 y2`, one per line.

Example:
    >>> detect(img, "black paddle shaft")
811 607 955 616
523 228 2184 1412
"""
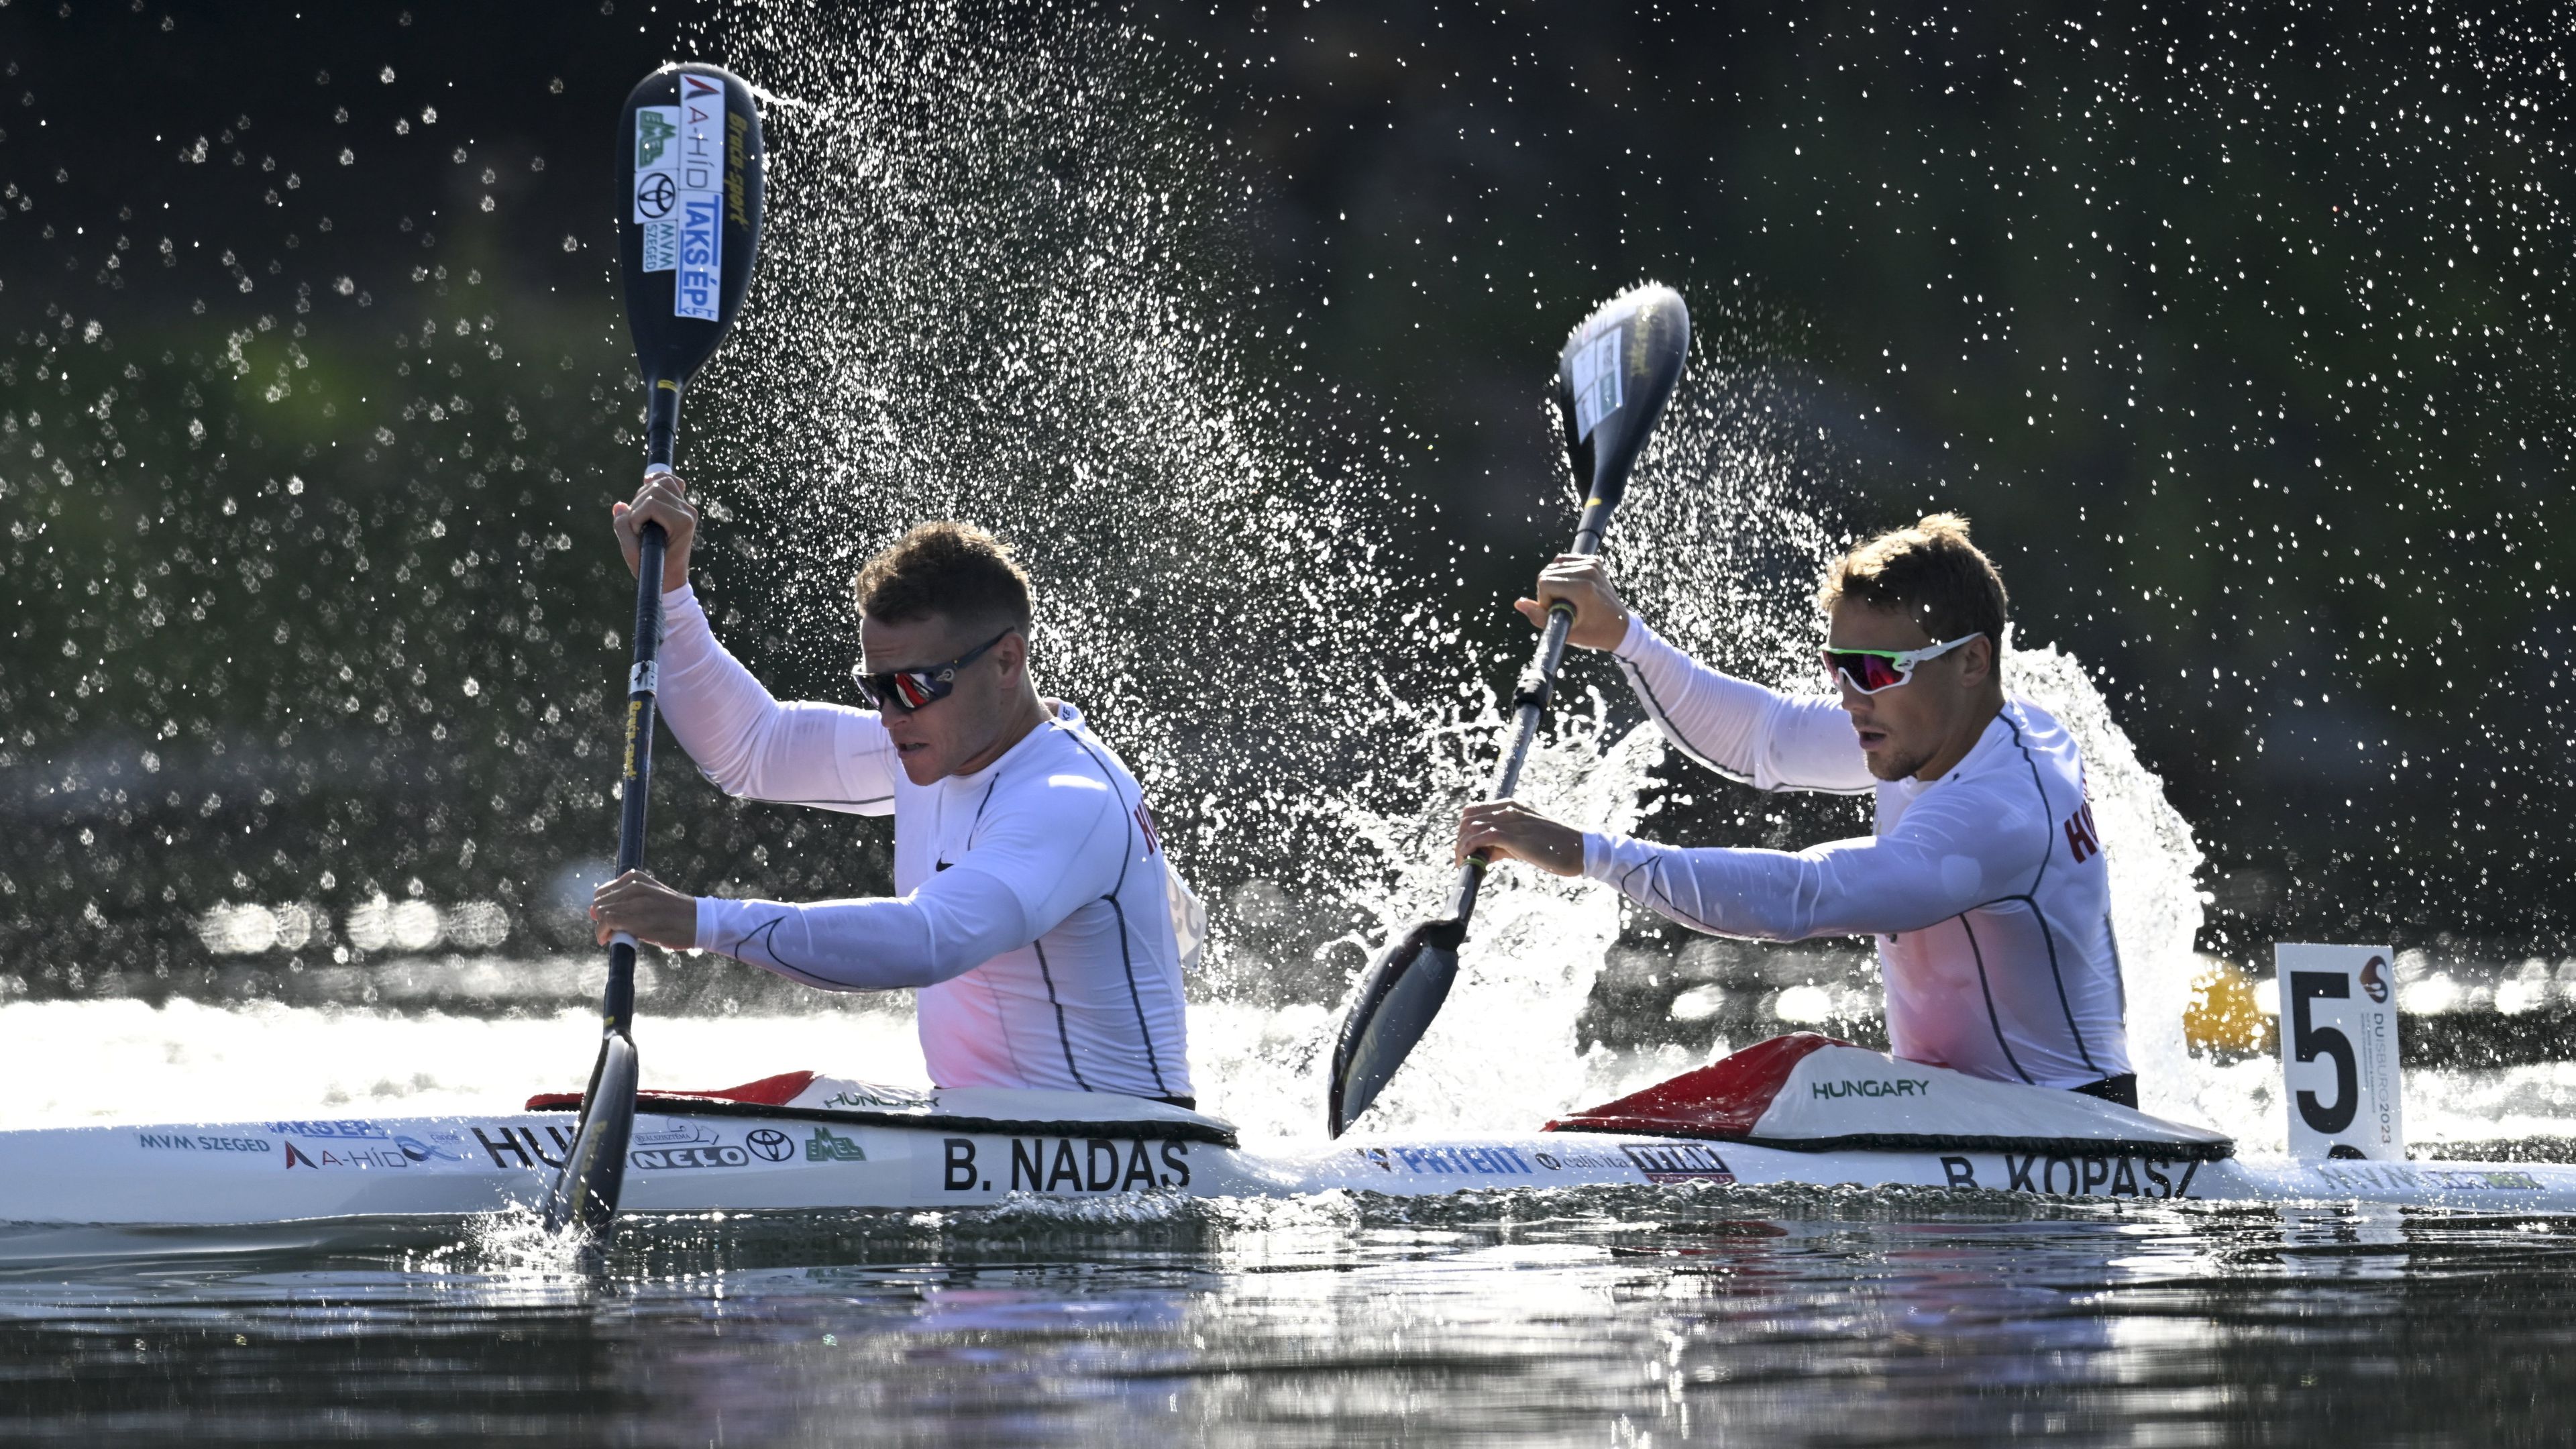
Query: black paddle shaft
603 394 684 1034
1438 496 1615 930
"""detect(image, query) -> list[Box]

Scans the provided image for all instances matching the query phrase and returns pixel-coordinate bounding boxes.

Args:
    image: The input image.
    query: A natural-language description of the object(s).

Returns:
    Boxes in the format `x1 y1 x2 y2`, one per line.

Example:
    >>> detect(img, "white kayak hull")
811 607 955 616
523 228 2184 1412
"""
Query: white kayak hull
4 1107 2573 1227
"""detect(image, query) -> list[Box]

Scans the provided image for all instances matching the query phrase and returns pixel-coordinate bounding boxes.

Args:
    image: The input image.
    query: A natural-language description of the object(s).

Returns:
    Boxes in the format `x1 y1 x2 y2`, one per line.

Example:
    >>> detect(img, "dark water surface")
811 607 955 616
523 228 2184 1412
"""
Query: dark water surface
3 1188 2571 1446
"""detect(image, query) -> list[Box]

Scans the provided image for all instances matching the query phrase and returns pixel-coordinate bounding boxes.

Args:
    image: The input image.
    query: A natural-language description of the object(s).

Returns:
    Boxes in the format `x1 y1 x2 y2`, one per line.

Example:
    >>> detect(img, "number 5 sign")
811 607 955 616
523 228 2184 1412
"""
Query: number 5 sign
2275 943 2406 1161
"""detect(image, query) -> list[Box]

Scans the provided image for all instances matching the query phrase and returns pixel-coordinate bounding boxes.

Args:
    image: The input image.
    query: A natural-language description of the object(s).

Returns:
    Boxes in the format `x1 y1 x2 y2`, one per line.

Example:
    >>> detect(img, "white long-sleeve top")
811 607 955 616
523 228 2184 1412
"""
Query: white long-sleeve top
653 584 1193 1102
1585 615 2130 1089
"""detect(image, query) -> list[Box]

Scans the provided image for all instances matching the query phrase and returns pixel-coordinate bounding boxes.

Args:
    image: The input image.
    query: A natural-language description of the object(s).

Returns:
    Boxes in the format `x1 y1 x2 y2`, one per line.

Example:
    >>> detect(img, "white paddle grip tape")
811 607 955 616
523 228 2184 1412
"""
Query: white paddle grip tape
629 661 659 696
610 931 639 950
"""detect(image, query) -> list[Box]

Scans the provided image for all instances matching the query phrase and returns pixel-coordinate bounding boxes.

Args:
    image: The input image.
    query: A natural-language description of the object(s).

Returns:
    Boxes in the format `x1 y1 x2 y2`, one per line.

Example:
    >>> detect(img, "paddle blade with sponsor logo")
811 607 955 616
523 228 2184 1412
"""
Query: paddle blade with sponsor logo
619 62 766 470
1552 282 1689 513
1325 283 1690 1138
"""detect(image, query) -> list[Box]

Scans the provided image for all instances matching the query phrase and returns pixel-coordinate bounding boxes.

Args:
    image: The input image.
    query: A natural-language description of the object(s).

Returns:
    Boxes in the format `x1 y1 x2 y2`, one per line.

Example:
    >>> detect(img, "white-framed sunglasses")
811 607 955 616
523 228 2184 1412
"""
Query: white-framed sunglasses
1820 632 1986 695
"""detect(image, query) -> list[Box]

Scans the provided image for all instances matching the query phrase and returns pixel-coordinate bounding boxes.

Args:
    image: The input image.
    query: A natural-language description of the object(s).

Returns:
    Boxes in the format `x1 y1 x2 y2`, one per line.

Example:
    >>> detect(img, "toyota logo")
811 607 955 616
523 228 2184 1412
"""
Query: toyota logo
635 172 677 218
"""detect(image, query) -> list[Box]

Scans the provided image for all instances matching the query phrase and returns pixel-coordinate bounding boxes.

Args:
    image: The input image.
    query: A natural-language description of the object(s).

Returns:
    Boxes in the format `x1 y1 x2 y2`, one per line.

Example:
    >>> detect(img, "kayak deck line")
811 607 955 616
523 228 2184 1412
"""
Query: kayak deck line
520 1074 1241 1148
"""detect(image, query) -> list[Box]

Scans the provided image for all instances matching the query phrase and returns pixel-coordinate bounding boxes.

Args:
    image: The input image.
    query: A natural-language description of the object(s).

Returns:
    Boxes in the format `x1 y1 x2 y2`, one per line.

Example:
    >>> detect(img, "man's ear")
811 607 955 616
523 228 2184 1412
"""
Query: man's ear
994 628 1030 684
1961 634 1997 689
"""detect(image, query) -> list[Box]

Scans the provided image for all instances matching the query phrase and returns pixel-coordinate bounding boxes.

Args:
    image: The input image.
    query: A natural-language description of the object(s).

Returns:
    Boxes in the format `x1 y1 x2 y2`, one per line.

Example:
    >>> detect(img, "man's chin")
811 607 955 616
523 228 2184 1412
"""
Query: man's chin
1862 747 1927 782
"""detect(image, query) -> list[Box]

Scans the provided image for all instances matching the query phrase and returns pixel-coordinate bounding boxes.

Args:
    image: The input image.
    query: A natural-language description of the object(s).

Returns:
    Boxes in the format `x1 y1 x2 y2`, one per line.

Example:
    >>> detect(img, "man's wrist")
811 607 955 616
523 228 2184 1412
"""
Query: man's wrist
1612 611 1650 659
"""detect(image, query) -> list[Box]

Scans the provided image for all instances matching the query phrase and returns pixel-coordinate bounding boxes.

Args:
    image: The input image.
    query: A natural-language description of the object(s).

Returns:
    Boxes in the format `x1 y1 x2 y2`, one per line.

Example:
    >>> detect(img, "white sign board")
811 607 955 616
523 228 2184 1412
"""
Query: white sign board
2274 943 2405 1161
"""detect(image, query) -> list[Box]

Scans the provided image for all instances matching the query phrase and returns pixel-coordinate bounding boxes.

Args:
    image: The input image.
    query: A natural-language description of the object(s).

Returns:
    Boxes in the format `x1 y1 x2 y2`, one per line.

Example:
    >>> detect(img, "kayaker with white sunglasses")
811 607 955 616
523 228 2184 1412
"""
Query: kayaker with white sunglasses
1454 513 2134 1104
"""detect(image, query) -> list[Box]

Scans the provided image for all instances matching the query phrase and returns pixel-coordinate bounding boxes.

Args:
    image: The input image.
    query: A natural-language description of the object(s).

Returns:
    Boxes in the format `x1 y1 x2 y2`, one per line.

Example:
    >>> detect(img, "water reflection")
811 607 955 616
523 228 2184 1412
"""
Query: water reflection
3 1195 2573 1444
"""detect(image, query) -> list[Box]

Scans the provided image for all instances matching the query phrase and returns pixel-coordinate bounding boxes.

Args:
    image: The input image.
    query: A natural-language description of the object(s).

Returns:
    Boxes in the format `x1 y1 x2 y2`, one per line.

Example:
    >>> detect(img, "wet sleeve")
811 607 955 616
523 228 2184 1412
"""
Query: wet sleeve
654 584 900 816
1578 782 2046 941
692 863 1034 990
1612 615 1876 796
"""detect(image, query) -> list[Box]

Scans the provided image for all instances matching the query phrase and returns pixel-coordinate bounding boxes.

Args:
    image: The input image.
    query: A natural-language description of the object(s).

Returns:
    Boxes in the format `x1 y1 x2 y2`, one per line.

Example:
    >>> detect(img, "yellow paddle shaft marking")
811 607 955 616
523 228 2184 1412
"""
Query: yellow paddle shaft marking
621 700 641 780
657 378 680 392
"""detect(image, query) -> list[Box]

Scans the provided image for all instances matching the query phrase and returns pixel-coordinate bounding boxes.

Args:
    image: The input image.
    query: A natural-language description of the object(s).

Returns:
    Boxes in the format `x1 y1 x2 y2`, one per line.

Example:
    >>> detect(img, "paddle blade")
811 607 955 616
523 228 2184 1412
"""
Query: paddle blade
1326 918 1466 1137
540 1032 639 1238
1553 283 1690 510
619 63 767 388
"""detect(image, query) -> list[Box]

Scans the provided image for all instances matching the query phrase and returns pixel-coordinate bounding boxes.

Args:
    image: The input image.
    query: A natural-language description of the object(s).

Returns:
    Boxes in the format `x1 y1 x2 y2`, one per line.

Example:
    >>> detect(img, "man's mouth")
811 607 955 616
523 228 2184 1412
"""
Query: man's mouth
896 740 930 755
1854 726 1888 751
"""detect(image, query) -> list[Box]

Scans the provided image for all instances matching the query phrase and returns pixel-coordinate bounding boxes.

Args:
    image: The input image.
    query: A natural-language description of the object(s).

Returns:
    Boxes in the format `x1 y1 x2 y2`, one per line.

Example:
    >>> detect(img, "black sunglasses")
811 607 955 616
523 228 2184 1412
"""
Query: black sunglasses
852 629 1013 713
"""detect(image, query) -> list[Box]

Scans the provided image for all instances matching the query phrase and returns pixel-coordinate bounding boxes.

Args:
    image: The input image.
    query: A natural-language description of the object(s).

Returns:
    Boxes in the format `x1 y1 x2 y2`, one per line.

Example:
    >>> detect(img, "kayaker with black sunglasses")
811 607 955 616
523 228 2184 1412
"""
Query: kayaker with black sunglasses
1455 513 2135 1106
587 474 1199 1108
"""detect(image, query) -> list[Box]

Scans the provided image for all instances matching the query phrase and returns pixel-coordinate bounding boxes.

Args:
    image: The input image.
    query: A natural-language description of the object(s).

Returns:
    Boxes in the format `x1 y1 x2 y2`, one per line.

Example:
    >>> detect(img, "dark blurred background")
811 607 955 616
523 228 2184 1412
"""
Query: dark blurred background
3 0 2571 1013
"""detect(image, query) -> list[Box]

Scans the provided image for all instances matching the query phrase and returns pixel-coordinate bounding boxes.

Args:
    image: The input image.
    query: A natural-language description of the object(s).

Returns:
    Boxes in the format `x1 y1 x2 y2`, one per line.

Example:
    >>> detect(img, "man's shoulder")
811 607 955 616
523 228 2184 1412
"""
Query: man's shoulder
992 716 1136 818
1973 697 2088 784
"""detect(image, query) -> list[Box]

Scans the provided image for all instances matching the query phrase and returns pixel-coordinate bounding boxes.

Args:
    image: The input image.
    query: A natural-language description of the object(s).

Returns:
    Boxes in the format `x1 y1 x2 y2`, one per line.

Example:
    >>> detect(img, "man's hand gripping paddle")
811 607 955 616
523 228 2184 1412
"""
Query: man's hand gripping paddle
1324 284 1689 1137
542 63 767 1238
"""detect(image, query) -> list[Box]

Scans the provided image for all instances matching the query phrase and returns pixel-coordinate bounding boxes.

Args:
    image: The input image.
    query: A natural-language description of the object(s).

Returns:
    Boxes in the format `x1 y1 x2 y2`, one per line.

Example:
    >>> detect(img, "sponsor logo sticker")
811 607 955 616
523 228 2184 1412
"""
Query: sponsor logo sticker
2311 1163 2542 1194
678 74 724 191
1568 325 1623 440
674 191 722 320
473 1124 576 1171
633 1120 718 1149
635 106 680 170
138 1132 274 1153
632 1144 751 1171
395 1134 464 1164
640 218 678 273
634 170 678 221
745 1128 795 1163
266 1120 392 1140
1620 1142 1736 1183
805 1127 866 1163
822 1084 934 1110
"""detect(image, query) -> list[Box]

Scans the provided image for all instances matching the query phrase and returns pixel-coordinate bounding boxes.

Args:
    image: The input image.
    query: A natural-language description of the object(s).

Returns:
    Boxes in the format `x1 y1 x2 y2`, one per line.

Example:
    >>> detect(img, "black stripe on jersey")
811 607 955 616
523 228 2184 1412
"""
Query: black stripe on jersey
1063 730 1174 1097
1998 709 2101 1076
1029 935 1091 1091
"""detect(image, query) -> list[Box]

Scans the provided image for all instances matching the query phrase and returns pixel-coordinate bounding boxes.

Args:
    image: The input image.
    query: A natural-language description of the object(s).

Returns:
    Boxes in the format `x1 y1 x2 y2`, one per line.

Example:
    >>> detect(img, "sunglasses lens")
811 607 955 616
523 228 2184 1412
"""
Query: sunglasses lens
894 672 936 710
1825 651 1907 692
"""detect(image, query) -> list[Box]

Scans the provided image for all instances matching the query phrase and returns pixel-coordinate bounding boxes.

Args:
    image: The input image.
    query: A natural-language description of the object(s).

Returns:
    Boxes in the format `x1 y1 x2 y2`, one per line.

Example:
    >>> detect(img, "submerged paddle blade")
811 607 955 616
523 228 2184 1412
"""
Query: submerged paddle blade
1327 918 1466 1137
1554 283 1690 510
541 1031 639 1238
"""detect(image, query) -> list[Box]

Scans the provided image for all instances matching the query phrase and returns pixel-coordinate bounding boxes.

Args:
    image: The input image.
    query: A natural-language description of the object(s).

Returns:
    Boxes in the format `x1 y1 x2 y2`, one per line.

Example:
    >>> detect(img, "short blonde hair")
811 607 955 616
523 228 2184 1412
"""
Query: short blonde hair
1815 513 2009 643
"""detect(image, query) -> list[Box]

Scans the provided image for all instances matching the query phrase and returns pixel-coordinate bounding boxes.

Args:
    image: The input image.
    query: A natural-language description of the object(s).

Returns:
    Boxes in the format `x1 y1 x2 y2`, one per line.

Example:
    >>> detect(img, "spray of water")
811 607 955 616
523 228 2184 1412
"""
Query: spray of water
0 1 2519 1157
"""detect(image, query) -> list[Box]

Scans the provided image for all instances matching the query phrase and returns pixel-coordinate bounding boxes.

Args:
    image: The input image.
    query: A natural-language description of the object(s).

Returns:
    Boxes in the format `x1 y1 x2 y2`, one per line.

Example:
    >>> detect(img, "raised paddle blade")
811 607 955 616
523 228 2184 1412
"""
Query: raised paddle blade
619 62 766 467
1326 918 1466 1137
540 1030 637 1236
1554 283 1690 513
